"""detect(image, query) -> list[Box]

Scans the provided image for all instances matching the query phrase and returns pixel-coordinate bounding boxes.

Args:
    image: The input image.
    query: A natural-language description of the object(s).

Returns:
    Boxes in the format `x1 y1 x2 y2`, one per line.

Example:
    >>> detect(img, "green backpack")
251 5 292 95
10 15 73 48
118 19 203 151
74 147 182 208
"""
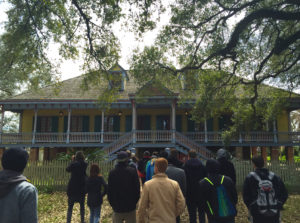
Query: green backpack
205 176 237 218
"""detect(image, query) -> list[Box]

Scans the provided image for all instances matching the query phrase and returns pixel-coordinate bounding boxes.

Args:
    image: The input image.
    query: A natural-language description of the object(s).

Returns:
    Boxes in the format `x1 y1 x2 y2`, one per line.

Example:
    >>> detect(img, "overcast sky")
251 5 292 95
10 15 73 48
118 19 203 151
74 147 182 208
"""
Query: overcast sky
0 2 170 80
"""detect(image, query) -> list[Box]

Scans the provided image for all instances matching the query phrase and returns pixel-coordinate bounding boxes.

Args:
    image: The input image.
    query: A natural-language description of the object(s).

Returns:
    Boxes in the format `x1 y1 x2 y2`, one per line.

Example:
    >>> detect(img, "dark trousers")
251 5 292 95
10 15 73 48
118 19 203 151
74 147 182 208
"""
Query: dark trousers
176 216 180 223
187 200 206 223
67 196 85 223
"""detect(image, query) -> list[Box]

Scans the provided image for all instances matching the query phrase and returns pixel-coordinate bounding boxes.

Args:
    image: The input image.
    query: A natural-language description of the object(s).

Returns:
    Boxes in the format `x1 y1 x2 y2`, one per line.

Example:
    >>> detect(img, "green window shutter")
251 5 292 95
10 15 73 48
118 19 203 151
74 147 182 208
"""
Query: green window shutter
125 115 132 132
187 115 195 132
207 118 213 131
36 117 41 132
51 117 59 132
219 115 231 130
218 116 225 130
113 116 120 132
94 115 102 132
176 115 182 132
144 115 151 130
156 116 163 130
64 116 68 132
82 116 90 132
32 117 41 132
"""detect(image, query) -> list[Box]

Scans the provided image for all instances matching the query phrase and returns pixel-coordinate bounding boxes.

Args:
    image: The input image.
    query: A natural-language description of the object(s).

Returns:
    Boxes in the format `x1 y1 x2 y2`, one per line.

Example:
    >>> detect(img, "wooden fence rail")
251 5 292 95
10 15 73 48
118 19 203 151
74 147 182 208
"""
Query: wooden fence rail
0 160 299 192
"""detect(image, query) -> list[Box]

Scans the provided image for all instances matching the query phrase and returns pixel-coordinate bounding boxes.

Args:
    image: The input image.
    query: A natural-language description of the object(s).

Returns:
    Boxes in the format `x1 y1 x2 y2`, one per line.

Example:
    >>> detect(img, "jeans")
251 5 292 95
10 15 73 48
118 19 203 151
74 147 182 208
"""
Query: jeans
187 200 206 223
89 206 101 223
67 197 85 223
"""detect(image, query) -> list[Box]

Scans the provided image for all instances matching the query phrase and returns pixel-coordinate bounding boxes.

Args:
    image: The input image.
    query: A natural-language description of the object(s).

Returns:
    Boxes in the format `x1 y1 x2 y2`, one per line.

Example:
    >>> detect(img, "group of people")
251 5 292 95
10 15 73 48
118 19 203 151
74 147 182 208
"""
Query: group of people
107 148 288 223
0 147 289 223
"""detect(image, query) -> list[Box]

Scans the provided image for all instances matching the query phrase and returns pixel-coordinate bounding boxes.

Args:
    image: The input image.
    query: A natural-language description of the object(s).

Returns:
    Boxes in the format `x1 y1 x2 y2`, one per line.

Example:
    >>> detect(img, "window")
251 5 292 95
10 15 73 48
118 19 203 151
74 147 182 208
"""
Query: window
35 116 59 132
64 116 89 132
104 116 120 132
109 72 124 91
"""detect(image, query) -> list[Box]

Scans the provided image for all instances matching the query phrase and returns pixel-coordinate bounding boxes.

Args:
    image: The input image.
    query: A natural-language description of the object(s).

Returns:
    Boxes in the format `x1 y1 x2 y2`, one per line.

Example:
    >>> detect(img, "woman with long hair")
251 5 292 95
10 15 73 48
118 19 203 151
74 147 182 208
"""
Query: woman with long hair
86 163 107 223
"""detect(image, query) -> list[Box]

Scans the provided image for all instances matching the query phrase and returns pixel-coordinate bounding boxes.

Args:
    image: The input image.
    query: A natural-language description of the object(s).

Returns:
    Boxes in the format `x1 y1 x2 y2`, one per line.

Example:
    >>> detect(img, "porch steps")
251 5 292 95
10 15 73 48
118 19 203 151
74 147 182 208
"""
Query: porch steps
101 132 133 156
175 132 214 160
102 131 214 160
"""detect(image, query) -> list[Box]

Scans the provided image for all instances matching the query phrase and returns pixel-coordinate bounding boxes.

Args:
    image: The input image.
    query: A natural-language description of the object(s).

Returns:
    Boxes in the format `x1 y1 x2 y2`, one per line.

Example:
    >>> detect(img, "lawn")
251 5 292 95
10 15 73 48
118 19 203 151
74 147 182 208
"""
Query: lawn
38 192 300 223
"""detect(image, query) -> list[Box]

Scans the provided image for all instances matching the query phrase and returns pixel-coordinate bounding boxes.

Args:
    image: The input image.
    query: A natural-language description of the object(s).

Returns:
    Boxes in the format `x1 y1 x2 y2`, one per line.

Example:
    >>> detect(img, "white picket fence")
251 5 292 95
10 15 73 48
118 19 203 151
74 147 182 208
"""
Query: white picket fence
0 160 299 191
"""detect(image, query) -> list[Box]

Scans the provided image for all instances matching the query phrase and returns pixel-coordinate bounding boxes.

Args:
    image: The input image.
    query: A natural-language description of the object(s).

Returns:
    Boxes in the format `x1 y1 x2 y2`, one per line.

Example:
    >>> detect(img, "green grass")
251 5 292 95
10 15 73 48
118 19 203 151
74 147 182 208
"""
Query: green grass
38 192 300 223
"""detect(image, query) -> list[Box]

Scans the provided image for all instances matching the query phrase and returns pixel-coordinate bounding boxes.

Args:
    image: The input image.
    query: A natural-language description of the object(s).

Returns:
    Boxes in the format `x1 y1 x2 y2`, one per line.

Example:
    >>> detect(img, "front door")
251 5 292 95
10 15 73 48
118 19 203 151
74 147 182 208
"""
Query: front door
156 115 170 130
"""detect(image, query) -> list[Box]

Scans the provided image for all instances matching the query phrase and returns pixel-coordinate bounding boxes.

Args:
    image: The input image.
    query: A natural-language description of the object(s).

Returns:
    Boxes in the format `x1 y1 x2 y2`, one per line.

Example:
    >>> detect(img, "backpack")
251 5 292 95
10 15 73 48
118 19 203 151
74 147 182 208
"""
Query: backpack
250 171 279 217
204 175 237 219
145 159 156 181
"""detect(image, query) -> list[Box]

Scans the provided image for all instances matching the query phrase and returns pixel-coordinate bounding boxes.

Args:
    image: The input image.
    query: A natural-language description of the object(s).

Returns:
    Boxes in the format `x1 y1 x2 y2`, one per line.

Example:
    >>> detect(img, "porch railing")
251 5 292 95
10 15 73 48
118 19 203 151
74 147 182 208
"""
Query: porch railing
1 131 300 145
135 130 172 142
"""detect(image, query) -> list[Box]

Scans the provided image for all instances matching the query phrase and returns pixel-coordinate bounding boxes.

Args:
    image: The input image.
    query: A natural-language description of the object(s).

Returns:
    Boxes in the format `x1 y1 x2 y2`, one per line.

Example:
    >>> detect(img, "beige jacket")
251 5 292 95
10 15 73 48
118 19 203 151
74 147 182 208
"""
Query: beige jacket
137 173 186 223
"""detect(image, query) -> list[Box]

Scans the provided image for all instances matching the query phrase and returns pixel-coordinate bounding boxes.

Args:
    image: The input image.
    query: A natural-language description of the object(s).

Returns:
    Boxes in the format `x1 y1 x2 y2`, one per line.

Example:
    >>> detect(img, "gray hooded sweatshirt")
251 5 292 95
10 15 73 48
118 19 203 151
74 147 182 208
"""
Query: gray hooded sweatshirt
0 169 38 223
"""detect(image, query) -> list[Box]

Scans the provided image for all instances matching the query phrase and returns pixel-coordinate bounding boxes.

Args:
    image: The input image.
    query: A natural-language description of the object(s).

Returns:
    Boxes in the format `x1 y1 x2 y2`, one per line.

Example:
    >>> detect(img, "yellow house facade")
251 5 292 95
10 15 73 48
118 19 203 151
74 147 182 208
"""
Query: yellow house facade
0 65 298 161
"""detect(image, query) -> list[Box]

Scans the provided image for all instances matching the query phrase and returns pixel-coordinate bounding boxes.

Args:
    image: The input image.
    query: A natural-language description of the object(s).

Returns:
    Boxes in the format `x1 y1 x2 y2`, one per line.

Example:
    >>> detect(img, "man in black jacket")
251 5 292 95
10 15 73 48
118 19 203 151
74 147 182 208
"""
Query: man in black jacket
184 150 207 223
168 148 184 169
243 156 288 223
216 148 236 185
108 151 140 223
198 159 237 223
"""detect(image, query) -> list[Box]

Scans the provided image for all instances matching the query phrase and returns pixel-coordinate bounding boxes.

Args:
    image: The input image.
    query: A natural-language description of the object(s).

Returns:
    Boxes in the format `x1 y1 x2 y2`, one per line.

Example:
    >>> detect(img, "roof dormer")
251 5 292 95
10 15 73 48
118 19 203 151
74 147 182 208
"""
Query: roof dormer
108 64 129 91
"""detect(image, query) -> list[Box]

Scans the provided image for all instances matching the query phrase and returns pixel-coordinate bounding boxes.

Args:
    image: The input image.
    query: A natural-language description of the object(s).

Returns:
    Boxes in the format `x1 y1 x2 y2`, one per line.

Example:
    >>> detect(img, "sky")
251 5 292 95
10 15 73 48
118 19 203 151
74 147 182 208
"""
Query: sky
0 2 169 81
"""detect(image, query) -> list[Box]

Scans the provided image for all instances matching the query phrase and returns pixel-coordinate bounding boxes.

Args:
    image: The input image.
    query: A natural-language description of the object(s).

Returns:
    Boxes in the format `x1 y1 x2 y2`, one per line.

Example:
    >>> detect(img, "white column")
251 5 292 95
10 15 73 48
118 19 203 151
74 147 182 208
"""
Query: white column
171 100 176 143
101 110 104 143
66 105 72 143
273 119 277 143
32 106 38 144
132 100 136 143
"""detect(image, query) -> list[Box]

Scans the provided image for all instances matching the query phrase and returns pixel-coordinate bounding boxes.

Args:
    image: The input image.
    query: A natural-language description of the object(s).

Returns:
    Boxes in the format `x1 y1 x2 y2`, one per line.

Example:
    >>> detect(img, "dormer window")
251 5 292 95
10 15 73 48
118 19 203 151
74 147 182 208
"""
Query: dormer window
180 72 199 90
108 71 125 91
107 64 129 91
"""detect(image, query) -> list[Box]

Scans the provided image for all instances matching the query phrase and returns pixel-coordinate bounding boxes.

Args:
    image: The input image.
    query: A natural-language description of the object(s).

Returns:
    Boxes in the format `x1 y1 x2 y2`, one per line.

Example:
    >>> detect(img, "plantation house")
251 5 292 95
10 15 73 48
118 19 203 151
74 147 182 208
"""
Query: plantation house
0 65 299 162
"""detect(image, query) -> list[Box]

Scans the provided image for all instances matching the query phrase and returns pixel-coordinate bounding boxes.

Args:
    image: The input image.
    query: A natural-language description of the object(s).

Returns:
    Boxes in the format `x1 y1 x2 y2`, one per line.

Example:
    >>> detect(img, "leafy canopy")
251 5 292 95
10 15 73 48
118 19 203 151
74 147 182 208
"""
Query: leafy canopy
1 0 299 132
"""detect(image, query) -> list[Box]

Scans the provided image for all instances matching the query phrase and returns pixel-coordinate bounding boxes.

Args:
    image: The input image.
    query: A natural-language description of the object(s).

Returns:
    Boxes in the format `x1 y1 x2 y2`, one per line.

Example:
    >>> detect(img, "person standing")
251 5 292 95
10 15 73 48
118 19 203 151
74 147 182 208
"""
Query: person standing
198 159 237 223
0 147 38 223
108 151 140 223
137 150 151 184
145 151 159 182
216 148 236 185
243 156 288 223
86 163 107 223
166 157 187 223
184 150 207 223
66 151 88 223
137 158 186 223
168 148 184 169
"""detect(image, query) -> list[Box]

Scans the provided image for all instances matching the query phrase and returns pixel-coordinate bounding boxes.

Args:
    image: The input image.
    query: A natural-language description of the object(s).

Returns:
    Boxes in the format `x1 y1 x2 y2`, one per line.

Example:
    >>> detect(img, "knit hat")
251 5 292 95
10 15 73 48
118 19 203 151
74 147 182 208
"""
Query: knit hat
1 147 29 172
117 151 128 162
216 148 229 160
206 159 220 174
